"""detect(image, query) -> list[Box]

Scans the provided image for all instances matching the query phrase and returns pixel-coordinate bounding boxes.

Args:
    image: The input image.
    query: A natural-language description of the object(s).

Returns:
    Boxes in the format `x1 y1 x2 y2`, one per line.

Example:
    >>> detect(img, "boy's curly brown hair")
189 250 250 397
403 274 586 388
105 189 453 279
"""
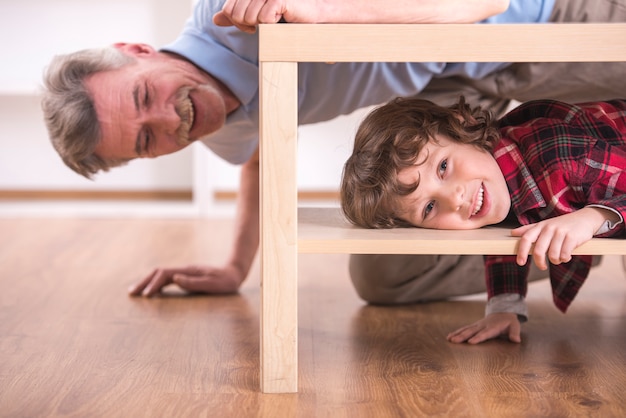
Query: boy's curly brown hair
340 96 501 229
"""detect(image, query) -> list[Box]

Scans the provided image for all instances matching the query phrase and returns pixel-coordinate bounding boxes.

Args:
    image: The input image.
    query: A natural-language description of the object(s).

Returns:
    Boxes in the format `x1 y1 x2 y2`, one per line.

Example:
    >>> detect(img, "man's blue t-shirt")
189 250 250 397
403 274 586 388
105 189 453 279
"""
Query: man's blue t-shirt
162 0 555 164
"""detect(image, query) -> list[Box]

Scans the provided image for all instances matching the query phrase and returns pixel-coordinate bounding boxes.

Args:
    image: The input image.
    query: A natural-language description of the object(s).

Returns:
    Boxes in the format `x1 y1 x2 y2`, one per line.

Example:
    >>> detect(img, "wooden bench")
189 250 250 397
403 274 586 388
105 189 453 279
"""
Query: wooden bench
258 23 626 393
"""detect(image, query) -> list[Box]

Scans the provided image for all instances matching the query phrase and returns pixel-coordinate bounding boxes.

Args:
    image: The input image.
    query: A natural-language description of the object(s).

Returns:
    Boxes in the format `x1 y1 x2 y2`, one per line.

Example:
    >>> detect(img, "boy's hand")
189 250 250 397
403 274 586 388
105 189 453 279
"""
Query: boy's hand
511 207 614 270
447 312 521 344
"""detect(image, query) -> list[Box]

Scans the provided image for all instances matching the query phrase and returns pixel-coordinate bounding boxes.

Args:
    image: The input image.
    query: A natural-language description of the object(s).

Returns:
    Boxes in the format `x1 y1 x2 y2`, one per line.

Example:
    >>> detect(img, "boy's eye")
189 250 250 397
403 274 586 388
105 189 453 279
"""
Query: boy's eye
424 200 435 219
438 159 448 176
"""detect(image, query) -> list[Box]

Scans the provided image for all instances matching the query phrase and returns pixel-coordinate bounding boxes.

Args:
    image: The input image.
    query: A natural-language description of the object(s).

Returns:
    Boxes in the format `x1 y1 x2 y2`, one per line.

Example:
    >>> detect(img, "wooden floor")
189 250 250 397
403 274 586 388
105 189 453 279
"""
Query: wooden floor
1 217 626 417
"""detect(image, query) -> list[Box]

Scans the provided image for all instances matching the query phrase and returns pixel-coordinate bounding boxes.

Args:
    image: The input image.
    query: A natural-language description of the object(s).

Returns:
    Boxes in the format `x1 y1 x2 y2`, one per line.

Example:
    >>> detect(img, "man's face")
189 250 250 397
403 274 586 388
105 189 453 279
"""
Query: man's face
397 135 511 230
85 43 229 161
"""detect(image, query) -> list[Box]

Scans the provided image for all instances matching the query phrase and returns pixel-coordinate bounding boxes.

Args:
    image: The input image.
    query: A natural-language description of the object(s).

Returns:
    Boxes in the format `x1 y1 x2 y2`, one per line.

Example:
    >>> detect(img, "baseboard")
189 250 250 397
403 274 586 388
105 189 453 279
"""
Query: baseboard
0 189 339 202
213 190 339 201
0 189 193 201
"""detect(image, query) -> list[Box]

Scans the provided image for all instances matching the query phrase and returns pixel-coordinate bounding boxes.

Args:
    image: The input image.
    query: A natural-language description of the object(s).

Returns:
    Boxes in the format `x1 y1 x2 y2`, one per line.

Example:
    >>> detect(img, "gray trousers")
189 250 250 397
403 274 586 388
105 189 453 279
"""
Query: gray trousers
349 0 625 305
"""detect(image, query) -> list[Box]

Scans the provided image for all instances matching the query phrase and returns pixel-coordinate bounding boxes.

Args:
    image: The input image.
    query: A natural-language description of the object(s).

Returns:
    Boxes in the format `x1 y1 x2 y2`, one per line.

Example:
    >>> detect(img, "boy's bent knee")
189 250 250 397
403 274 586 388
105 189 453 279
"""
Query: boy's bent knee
348 254 438 304
348 254 485 304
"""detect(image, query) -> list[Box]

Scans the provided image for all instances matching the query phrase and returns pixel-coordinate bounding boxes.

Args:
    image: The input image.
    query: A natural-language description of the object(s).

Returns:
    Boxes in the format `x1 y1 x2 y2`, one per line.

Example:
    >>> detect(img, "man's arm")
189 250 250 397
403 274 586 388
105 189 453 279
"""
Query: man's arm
224 147 260 283
214 0 510 33
128 149 260 297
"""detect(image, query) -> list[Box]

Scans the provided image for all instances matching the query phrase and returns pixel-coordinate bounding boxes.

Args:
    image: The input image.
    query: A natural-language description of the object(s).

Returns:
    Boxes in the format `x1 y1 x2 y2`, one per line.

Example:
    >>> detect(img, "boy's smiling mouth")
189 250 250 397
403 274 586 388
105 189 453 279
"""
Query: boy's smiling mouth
471 184 485 217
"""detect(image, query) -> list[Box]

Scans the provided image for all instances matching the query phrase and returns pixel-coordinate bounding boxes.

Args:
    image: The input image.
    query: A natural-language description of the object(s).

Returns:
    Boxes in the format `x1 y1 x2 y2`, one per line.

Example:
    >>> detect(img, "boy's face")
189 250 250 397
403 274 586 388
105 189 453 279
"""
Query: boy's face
397 135 511 230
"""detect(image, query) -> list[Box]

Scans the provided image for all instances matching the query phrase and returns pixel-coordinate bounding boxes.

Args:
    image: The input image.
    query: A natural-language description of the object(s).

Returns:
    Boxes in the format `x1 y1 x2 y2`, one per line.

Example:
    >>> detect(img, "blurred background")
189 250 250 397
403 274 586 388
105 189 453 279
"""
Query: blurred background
0 0 364 218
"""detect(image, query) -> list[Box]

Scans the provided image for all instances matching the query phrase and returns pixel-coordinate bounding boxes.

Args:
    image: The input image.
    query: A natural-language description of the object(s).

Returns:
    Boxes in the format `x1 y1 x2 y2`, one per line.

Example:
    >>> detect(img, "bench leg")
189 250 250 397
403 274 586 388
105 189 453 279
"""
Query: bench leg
260 61 299 393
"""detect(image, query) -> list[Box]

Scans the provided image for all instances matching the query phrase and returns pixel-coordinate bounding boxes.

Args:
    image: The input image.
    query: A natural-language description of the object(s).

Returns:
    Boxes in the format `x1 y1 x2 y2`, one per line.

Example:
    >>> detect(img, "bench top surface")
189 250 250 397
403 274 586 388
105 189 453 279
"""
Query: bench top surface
298 207 626 255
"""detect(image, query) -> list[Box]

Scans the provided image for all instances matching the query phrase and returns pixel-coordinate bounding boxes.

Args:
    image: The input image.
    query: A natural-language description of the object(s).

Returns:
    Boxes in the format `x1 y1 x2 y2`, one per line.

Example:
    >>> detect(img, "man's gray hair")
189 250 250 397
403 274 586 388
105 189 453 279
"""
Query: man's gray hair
41 47 135 179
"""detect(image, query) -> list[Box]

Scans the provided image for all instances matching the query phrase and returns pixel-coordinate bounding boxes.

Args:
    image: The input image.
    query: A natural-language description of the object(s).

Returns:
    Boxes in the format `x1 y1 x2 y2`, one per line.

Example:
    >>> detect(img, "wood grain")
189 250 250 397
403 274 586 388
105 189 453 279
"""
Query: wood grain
298 207 626 255
259 23 626 63
1 218 625 416
260 61 299 393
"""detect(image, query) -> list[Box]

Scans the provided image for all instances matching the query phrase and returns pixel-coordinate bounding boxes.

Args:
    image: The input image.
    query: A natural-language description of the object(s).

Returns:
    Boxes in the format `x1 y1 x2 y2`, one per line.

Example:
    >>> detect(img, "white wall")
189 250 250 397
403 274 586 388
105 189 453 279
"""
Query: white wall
209 109 369 192
0 0 192 192
0 0 364 217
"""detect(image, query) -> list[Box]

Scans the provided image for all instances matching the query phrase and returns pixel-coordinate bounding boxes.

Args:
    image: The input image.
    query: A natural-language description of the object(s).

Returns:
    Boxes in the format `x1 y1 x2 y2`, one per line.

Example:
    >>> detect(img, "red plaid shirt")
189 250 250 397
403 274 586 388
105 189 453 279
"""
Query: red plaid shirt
488 99 626 312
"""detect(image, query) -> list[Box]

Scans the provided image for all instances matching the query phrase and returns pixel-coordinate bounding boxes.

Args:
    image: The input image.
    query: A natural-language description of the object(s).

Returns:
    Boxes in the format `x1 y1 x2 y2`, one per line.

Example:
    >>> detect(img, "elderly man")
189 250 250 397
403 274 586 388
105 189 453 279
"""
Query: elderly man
42 0 625 304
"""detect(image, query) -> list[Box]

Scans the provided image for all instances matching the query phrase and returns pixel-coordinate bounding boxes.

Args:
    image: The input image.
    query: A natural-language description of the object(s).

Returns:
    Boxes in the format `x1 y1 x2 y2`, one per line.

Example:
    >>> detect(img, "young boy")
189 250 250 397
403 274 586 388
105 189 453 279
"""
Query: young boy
341 97 626 344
